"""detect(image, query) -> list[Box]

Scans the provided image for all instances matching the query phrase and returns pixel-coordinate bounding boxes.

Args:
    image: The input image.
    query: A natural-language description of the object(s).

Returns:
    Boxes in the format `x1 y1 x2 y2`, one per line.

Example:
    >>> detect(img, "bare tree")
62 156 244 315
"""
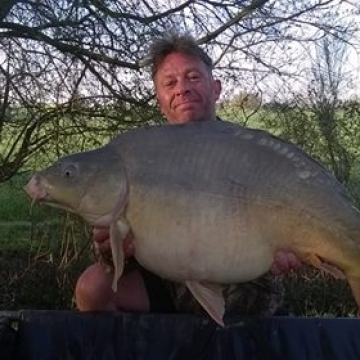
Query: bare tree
254 16 360 184
0 0 359 181
306 32 354 182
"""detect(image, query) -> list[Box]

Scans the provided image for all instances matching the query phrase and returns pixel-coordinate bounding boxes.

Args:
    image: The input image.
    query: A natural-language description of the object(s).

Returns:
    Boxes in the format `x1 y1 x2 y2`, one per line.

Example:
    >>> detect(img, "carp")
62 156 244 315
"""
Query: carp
24 120 360 326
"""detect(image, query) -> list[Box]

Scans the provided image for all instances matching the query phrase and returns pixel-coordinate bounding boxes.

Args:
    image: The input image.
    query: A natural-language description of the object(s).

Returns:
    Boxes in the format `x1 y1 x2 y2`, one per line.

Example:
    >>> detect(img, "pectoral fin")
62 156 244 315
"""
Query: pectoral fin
109 221 125 292
304 253 346 279
186 280 225 326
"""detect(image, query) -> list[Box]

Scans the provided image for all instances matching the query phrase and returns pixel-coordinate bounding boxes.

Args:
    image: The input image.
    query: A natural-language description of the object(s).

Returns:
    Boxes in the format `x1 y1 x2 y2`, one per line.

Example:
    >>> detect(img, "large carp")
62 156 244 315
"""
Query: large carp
24 120 360 325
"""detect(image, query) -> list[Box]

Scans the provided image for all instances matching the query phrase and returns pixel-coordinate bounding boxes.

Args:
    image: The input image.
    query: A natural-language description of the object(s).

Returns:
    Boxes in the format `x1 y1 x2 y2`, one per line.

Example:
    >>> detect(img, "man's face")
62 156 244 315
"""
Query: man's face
154 52 222 124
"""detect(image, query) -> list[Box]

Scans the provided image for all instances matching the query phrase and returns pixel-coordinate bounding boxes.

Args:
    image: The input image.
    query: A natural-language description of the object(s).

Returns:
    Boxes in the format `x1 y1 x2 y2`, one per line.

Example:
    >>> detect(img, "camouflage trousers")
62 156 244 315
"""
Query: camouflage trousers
162 273 285 318
103 252 284 318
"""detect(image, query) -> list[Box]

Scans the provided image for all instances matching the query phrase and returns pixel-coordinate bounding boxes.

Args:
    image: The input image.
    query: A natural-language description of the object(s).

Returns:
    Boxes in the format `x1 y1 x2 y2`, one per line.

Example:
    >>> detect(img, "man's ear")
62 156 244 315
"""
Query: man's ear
213 79 222 100
155 96 163 115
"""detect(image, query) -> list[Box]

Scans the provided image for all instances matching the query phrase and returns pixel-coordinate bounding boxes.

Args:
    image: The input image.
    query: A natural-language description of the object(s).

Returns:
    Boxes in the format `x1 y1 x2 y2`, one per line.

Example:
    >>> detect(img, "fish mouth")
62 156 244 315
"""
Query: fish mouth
24 185 71 213
24 177 48 202
24 176 72 212
24 175 112 225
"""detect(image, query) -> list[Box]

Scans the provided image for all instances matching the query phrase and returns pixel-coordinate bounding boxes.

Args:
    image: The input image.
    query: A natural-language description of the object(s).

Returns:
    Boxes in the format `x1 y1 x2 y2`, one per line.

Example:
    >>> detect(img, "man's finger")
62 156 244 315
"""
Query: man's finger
271 251 302 274
93 228 110 243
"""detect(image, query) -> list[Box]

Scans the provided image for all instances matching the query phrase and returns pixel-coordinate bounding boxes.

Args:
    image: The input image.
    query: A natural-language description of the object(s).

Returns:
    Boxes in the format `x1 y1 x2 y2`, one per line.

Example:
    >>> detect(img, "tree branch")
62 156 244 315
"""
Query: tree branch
0 0 18 23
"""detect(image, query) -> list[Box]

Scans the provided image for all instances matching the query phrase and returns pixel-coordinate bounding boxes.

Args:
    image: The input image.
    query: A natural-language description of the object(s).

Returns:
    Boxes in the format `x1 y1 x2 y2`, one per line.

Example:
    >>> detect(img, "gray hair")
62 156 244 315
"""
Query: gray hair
147 32 213 79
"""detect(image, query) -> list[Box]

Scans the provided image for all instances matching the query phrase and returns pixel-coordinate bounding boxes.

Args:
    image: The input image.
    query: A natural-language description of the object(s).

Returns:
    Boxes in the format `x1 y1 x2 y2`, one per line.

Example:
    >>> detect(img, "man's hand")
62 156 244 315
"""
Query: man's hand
271 251 302 274
92 227 135 258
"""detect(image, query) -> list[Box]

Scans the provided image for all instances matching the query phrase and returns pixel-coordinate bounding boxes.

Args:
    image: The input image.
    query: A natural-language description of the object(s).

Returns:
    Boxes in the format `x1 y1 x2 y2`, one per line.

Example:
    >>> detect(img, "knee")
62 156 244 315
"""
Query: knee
75 263 114 311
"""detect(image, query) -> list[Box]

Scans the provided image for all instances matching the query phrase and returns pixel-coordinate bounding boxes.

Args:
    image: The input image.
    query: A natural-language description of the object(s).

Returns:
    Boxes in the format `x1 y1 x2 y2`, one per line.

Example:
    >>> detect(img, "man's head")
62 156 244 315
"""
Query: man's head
148 33 221 124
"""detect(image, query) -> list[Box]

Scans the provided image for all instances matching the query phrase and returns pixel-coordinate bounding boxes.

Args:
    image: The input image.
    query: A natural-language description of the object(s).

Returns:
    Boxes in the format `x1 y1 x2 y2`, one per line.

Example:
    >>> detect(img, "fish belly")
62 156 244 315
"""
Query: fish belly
127 188 277 283
127 186 360 285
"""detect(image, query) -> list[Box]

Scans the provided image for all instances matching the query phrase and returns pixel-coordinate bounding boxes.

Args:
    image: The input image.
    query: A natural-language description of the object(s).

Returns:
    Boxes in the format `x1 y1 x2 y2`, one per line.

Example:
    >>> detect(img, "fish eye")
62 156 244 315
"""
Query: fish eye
63 164 77 179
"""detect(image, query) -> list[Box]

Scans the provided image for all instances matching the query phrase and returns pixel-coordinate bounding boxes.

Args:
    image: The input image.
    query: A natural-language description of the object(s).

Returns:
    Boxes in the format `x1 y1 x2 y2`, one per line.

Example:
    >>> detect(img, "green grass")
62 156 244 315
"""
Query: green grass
0 173 61 223
283 267 357 317
0 173 72 252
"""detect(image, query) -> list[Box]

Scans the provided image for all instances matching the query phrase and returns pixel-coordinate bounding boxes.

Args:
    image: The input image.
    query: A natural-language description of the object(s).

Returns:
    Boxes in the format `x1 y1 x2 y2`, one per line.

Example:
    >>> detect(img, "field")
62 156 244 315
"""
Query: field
0 172 358 316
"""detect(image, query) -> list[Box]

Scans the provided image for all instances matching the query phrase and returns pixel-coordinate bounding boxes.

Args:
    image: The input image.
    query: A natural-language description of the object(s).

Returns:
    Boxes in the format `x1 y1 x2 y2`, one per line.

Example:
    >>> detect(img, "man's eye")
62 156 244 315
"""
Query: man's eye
188 73 200 80
164 81 175 87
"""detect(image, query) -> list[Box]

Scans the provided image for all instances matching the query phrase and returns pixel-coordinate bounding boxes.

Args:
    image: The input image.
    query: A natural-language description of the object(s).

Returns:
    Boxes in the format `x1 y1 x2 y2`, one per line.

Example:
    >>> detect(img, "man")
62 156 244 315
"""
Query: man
75 33 301 318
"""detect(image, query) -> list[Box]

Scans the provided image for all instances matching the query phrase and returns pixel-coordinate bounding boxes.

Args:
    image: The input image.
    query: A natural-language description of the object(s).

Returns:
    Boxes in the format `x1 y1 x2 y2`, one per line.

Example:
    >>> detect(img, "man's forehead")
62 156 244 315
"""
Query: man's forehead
156 52 208 75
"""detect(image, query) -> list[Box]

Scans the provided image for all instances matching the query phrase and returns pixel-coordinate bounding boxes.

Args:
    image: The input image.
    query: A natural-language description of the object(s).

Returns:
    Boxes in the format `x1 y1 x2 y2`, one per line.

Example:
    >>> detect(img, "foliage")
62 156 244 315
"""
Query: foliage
0 101 161 182
222 102 360 192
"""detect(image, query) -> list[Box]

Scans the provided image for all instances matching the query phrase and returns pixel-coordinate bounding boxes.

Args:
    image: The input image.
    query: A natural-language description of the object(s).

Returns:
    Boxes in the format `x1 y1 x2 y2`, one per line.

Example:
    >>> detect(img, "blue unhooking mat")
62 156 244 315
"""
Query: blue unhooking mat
1 311 360 359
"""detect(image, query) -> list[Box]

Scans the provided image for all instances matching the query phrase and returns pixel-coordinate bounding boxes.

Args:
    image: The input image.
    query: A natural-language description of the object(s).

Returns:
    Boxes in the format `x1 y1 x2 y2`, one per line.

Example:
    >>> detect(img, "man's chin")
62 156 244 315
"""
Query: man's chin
174 117 201 124
175 111 206 124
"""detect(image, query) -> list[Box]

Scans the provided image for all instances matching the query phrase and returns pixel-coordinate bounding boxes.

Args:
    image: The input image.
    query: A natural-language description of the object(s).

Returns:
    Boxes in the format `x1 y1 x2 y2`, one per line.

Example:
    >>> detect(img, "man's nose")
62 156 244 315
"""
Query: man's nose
175 79 191 95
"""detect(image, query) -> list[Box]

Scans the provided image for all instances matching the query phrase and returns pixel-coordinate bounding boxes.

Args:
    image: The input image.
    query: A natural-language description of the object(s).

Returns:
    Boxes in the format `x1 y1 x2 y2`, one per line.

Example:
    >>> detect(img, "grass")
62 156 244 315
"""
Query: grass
282 267 357 317
0 173 60 223
0 216 92 310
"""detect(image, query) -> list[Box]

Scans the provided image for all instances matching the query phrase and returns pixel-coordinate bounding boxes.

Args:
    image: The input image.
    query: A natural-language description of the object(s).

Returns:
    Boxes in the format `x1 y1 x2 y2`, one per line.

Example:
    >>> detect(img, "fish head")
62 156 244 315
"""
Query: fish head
24 146 128 226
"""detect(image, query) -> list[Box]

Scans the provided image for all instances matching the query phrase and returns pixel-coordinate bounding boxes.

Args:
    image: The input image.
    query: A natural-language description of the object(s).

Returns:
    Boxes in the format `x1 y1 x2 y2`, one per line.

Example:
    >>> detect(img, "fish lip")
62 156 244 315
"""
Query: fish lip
23 185 44 202
23 176 49 201
23 182 65 210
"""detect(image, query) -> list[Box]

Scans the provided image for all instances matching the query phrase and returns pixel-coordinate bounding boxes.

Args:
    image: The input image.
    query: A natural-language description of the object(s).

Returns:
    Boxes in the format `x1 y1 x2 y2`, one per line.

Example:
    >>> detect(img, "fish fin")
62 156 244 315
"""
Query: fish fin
109 221 125 293
185 280 225 327
348 277 360 310
304 253 346 279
